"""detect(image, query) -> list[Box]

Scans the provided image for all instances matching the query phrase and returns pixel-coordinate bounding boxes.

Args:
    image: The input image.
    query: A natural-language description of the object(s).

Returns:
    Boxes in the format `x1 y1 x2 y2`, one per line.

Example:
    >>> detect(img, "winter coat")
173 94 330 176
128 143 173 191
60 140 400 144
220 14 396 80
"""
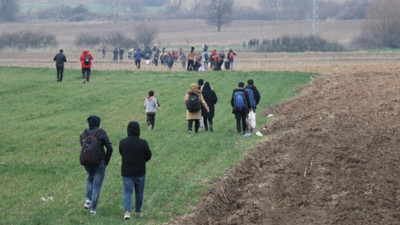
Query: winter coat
134 50 143 60
80 127 113 166
245 84 261 110
187 51 198 60
144 96 160 114
80 49 93 68
184 83 209 120
201 84 218 118
231 87 251 114
53 53 67 66
119 121 152 177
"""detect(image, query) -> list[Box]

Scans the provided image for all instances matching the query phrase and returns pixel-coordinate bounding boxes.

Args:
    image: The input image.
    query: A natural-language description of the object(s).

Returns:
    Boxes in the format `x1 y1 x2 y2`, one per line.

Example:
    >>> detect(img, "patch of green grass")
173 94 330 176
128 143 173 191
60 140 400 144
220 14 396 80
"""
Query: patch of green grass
0 66 314 224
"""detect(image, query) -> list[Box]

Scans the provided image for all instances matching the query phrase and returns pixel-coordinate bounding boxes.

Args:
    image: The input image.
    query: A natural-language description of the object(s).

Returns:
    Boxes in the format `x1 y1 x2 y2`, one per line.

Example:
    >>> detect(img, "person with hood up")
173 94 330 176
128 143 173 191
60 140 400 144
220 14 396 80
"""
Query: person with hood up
80 49 93 83
79 115 113 215
201 82 218 132
119 121 152 220
144 90 161 130
184 83 209 134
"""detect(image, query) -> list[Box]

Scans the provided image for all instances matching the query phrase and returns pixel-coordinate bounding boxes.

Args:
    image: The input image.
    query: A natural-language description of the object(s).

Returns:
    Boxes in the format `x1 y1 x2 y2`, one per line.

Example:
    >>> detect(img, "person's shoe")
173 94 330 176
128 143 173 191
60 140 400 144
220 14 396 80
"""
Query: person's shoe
188 131 192 134
210 127 213 132
83 199 91 209
148 125 152 130
82 79 87 83
124 211 131 220
90 210 96 215
135 212 143 218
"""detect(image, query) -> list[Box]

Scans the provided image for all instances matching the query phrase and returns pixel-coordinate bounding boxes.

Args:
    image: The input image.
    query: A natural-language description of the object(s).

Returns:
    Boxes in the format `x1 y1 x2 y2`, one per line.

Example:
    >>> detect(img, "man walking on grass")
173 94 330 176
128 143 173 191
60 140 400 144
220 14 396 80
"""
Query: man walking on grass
53 49 67 82
119 121 152 220
231 82 251 134
79 115 113 215
80 49 93 83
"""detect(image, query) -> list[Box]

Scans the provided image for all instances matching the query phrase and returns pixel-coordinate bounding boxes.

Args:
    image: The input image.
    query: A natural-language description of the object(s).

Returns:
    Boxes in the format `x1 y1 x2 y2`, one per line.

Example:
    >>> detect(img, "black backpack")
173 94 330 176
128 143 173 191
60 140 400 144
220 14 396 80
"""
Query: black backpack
80 129 102 166
186 93 201 112
84 55 90 65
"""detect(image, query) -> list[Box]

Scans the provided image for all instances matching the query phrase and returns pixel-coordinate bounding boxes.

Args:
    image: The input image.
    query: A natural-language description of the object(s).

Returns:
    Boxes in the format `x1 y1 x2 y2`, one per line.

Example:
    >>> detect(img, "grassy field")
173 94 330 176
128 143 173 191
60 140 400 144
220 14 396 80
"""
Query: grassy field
0 67 313 224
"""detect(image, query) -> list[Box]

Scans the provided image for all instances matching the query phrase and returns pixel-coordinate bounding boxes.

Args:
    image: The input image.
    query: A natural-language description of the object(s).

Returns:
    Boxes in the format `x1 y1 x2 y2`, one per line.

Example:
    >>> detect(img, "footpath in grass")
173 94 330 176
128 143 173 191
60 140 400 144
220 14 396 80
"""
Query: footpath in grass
0 67 314 225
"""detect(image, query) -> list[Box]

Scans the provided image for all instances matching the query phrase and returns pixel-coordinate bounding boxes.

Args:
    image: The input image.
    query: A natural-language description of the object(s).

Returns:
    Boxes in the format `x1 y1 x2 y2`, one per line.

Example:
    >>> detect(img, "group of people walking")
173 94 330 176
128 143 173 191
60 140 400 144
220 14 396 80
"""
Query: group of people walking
78 78 260 221
79 116 152 220
184 78 260 134
53 46 238 84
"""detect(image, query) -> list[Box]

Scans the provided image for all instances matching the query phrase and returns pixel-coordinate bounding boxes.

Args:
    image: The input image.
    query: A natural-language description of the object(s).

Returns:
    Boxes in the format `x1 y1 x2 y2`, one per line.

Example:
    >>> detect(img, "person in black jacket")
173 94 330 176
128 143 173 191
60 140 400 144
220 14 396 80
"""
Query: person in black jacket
231 82 251 134
245 79 261 112
79 115 113 215
53 49 67 82
201 82 218 132
245 79 261 132
119 121 152 220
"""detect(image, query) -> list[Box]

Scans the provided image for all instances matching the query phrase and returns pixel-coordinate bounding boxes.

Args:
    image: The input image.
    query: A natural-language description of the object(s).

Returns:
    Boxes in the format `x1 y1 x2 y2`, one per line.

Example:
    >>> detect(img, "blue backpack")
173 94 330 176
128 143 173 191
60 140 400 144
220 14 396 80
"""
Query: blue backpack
204 52 209 61
245 88 256 108
234 91 247 111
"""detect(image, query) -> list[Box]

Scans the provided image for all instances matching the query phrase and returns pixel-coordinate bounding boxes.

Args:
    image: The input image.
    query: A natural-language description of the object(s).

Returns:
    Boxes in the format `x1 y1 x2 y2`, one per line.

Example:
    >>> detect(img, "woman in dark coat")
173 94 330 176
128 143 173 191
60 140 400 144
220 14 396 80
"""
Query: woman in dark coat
201 82 218 132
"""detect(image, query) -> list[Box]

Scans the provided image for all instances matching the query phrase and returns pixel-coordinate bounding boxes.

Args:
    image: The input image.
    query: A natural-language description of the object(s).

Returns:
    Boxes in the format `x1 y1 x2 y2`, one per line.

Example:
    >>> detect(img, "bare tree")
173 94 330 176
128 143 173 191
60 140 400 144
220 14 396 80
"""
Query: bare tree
135 23 159 47
123 0 144 13
164 0 182 13
204 0 234 32
359 0 400 47
0 0 19 21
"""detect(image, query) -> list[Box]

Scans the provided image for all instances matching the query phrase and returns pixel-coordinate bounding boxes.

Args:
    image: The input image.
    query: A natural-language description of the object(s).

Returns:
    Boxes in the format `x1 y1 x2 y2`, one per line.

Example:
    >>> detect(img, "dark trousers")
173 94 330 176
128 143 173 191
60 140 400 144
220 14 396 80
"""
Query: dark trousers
56 65 64 81
146 113 155 129
135 60 141 69
235 112 248 133
188 119 200 133
203 116 213 131
187 59 194 71
82 68 91 82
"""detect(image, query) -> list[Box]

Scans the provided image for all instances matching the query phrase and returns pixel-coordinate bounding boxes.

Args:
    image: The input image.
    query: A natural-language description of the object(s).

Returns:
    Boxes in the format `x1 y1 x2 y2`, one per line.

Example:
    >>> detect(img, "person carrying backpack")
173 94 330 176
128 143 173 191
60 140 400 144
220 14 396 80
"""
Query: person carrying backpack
184 83 209 134
245 79 261 132
227 49 237 70
231 82 251 134
79 115 113 215
80 49 93 83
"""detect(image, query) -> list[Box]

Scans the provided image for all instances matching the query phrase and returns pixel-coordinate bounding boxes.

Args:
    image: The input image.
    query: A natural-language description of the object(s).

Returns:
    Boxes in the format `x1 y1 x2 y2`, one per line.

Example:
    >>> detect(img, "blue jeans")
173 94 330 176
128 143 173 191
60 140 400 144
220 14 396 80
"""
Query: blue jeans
84 162 106 211
122 175 145 213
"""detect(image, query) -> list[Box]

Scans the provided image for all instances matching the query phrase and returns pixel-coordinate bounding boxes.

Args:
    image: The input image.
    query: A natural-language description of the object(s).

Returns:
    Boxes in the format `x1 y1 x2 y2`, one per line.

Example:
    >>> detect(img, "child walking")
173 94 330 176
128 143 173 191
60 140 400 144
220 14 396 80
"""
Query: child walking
144 90 161 130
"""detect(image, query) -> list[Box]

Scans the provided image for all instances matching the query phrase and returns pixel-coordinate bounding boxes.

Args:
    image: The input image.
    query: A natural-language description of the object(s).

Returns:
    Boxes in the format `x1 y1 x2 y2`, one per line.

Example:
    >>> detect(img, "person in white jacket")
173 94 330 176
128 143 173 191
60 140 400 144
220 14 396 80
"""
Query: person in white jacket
144 90 161 130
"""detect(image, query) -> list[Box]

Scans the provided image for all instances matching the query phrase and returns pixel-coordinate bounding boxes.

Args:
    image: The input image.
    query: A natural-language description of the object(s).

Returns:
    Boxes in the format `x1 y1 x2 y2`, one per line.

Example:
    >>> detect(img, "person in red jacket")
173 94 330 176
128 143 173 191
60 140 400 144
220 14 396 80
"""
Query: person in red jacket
80 49 93 83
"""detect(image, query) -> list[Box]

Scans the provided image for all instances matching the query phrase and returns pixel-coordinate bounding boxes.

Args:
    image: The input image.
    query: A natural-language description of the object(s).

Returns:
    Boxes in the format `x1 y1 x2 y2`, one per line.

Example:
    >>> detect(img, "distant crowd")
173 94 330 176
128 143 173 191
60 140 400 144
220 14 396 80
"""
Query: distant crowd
100 44 237 72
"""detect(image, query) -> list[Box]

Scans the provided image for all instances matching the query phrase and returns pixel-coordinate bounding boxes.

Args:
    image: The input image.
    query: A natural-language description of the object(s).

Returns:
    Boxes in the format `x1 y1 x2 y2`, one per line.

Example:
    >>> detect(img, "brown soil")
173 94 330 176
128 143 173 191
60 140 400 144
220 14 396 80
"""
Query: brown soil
1 19 400 224
169 59 400 224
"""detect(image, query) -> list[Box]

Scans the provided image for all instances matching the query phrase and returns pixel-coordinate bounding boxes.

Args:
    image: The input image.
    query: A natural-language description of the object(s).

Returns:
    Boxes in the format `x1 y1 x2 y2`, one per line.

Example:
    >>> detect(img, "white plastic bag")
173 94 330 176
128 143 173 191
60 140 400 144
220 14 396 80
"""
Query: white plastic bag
248 111 256 129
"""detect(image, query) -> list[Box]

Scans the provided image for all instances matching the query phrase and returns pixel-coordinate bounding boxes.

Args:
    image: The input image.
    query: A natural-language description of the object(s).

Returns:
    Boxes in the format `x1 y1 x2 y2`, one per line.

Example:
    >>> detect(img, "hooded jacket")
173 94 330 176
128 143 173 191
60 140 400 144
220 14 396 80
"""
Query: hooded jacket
201 82 218 118
79 115 113 166
144 96 160 114
80 49 93 68
119 121 152 177
184 83 209 120
245 84 261 109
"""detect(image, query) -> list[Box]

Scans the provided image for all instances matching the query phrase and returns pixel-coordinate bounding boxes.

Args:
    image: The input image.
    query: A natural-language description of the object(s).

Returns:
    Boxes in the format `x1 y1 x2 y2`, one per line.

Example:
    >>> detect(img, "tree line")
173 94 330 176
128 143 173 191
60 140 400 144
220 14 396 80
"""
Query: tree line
1 0 400 48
